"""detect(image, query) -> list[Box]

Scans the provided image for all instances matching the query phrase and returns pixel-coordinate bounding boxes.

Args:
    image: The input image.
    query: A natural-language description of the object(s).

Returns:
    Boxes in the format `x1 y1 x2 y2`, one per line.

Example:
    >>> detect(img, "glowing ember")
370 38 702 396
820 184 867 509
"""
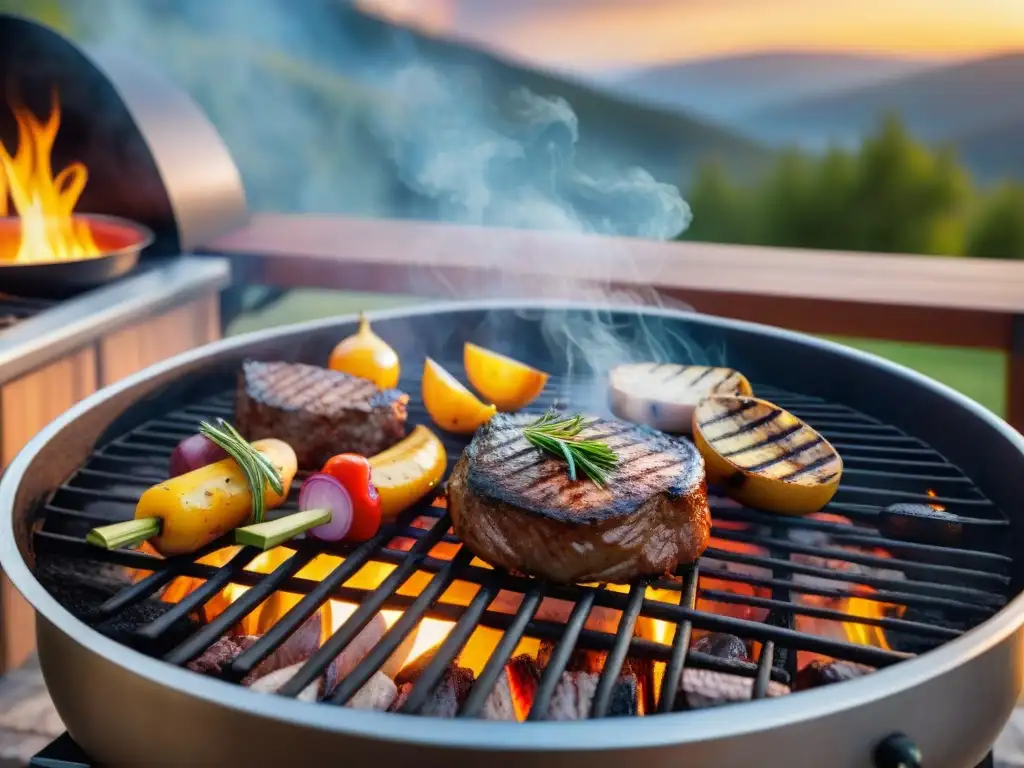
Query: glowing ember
0 89 101 264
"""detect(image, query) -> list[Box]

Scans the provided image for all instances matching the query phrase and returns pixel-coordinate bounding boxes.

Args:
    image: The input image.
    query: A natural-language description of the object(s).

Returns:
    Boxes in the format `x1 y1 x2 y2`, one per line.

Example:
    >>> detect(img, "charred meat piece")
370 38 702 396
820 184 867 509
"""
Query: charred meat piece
793 660 874 691
236 360 408 469
691 633 750 662
448 413 710 583
674 668 789 710
546 671 640 720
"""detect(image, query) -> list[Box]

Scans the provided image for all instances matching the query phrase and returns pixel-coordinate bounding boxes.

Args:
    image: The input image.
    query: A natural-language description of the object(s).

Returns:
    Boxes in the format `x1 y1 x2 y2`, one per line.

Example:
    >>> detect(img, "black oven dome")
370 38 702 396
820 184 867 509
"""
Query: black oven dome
0 13 247 256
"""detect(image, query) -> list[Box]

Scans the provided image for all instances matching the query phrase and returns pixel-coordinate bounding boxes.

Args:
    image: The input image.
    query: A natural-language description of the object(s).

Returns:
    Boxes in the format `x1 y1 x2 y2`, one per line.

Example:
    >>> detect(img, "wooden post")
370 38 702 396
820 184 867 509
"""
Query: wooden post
1008 316 1024 435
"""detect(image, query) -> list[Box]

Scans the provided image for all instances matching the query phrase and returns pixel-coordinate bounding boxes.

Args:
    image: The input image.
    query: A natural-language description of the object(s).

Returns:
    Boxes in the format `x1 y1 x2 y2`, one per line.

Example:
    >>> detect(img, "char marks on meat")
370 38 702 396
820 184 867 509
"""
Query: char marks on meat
448 413 710 584
236 360 408 469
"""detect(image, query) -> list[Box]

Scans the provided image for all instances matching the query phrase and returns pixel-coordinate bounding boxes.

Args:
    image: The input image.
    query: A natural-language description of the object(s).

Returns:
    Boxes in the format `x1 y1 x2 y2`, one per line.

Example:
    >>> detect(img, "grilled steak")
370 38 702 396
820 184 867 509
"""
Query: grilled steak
236 360 408 469
448 413 710 583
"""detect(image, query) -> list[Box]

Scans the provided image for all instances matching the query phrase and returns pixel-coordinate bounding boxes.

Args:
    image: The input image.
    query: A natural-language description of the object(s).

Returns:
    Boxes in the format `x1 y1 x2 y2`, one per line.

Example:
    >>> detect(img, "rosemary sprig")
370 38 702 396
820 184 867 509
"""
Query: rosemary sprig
199 418 283 524
522 412 619 487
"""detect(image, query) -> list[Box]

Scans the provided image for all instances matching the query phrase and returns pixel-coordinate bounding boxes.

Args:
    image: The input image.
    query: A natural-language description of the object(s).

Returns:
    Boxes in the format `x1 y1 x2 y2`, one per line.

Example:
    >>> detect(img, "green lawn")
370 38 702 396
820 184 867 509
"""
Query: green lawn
229 290 1006 418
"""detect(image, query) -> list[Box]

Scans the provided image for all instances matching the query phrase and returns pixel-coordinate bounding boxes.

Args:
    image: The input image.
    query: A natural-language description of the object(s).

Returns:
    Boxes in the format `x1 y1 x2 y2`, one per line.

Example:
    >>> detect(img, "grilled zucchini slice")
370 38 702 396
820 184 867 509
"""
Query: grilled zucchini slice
692 395 842 515
609 363 752 434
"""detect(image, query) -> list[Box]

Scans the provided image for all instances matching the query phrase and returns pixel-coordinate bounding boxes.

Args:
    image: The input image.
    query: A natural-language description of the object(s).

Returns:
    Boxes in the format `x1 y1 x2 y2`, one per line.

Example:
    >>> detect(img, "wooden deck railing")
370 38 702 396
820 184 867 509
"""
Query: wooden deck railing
206 213 1024 431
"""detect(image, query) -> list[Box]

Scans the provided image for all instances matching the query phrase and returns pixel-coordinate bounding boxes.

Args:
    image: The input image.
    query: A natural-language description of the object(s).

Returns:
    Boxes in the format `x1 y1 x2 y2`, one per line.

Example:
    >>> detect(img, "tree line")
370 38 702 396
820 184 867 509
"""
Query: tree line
683 115 1024 260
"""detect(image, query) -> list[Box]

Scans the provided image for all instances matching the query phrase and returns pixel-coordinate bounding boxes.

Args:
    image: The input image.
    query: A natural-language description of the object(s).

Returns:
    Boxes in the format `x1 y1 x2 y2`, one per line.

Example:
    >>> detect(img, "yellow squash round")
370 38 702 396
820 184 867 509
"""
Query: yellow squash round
692 395 842 515
463 342 549 412
369 424 448 520
136 438 298 556
421 357 496 434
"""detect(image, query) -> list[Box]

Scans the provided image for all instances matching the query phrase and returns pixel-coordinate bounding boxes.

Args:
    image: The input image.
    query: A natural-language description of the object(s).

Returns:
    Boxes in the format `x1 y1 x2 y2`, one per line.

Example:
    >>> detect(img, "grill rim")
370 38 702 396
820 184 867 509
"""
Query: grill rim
3 298 1024 753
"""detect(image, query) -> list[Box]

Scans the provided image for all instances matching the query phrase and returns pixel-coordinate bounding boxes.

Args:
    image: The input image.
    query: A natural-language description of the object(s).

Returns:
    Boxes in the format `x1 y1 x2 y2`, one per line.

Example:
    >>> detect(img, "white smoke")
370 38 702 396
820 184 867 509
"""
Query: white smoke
57 0 716 373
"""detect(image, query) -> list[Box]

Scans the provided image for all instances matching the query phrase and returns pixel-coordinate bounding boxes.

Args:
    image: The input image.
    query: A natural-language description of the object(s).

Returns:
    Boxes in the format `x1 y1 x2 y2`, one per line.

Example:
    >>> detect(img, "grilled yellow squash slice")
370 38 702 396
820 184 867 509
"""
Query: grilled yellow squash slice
692 395 842 515
609 363 752 434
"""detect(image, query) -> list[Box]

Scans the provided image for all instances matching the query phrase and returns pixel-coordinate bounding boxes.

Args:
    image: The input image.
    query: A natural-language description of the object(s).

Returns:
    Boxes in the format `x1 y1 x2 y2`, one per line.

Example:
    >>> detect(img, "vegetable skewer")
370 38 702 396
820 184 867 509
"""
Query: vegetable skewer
86 429 296 556
236 427 447 549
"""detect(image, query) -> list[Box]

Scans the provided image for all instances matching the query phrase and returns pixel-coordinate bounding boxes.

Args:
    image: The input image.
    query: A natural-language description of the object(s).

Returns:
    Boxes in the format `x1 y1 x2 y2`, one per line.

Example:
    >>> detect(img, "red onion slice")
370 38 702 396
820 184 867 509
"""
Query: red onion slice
301 473 353 542
169 433 228 477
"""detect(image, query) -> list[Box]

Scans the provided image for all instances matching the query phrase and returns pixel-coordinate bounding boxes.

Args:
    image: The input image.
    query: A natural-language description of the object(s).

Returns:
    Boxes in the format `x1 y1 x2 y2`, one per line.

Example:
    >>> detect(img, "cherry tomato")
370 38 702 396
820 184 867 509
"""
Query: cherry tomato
321 453 382 541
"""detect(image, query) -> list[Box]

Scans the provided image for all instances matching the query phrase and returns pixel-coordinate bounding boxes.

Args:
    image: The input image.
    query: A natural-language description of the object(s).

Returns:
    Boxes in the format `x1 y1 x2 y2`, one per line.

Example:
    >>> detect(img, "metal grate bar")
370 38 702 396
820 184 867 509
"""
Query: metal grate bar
277 517 458 698
95 568 179 618
30 373 1014 722
697 545 1006 604
699 589 960 640
458 584 545 718
710 529 1009 586
526 589 599 721
657 566 699 713
638 598 908 668
163 547 319 666
326 548 476 706
230 517 426 684
589 582 646 718
399 582 499 714
751 641 776 699
135 547 261 643
658 568 998 617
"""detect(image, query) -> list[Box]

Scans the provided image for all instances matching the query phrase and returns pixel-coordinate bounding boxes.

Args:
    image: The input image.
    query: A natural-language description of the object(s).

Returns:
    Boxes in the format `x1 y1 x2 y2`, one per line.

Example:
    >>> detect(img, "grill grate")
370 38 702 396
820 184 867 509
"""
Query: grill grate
0 294 55 331
32 368 1012 719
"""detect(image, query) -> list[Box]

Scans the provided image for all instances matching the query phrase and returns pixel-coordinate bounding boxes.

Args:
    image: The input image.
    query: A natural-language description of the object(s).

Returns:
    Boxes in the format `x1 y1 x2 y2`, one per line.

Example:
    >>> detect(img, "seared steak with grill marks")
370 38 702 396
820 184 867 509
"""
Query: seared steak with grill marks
447 413 710 583
236 360 408 469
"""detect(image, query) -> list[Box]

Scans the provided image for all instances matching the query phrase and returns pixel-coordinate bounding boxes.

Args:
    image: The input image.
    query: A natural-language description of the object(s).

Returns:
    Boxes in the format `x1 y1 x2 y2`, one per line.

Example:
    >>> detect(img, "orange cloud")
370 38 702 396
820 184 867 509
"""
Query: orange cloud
361 0 1024 70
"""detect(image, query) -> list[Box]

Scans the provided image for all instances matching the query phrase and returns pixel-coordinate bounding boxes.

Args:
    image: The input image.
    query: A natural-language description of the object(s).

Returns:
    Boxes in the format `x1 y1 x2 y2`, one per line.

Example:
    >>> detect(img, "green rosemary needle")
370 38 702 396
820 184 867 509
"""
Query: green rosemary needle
522 412 619 487
199 418 283 524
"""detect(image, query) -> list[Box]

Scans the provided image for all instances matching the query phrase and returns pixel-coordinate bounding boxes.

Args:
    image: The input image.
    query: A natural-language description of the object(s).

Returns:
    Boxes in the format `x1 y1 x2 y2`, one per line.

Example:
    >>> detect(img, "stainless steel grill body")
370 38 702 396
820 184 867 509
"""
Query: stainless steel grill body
1 301 1022 768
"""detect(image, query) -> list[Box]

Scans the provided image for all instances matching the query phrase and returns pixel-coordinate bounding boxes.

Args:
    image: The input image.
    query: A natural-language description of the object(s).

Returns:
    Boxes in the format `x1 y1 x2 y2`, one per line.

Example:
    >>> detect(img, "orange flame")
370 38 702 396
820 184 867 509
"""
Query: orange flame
925 489 945 512
0 89 101 264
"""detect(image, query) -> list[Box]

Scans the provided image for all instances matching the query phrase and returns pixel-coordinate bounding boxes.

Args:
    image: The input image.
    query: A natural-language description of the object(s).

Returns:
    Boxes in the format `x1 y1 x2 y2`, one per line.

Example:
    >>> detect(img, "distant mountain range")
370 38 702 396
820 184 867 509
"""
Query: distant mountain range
618 51 939 122
334 6 771 185
741 52 1024 181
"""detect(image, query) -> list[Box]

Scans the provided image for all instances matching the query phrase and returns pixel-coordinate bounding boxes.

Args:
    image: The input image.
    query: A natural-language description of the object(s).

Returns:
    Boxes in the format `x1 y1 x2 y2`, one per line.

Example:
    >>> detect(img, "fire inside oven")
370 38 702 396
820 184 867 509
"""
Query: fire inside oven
0 18 179 267
34 364 1009 721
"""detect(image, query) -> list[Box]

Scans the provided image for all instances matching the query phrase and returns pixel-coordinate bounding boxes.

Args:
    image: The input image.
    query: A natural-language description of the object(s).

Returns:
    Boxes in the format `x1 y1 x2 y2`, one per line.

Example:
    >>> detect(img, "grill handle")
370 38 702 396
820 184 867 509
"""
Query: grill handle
873 733 922 768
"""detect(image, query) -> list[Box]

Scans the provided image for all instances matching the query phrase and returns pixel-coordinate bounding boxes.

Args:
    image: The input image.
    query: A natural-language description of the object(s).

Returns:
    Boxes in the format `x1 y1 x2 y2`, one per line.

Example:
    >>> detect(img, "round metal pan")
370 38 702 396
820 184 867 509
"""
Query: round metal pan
1 300 1023 768
0 214 153 299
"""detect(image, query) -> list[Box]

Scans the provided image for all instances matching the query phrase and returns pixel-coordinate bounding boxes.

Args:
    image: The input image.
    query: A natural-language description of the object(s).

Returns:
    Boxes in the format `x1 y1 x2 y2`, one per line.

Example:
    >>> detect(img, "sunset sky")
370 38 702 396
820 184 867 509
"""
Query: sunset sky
357 0 1024 71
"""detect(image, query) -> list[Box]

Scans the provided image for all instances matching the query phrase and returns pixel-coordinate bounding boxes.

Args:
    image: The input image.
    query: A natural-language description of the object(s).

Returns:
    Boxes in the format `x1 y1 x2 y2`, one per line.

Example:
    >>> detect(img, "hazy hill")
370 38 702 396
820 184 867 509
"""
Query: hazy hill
329 4 770 183
748 52 1024 150
954 120 1024 184
54 0 770 235
619 51 938 121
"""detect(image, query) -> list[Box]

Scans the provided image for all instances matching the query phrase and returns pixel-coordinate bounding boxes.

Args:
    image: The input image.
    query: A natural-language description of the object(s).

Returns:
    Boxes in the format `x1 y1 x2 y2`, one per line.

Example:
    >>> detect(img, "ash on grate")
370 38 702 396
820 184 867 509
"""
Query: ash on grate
35 554 198 651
